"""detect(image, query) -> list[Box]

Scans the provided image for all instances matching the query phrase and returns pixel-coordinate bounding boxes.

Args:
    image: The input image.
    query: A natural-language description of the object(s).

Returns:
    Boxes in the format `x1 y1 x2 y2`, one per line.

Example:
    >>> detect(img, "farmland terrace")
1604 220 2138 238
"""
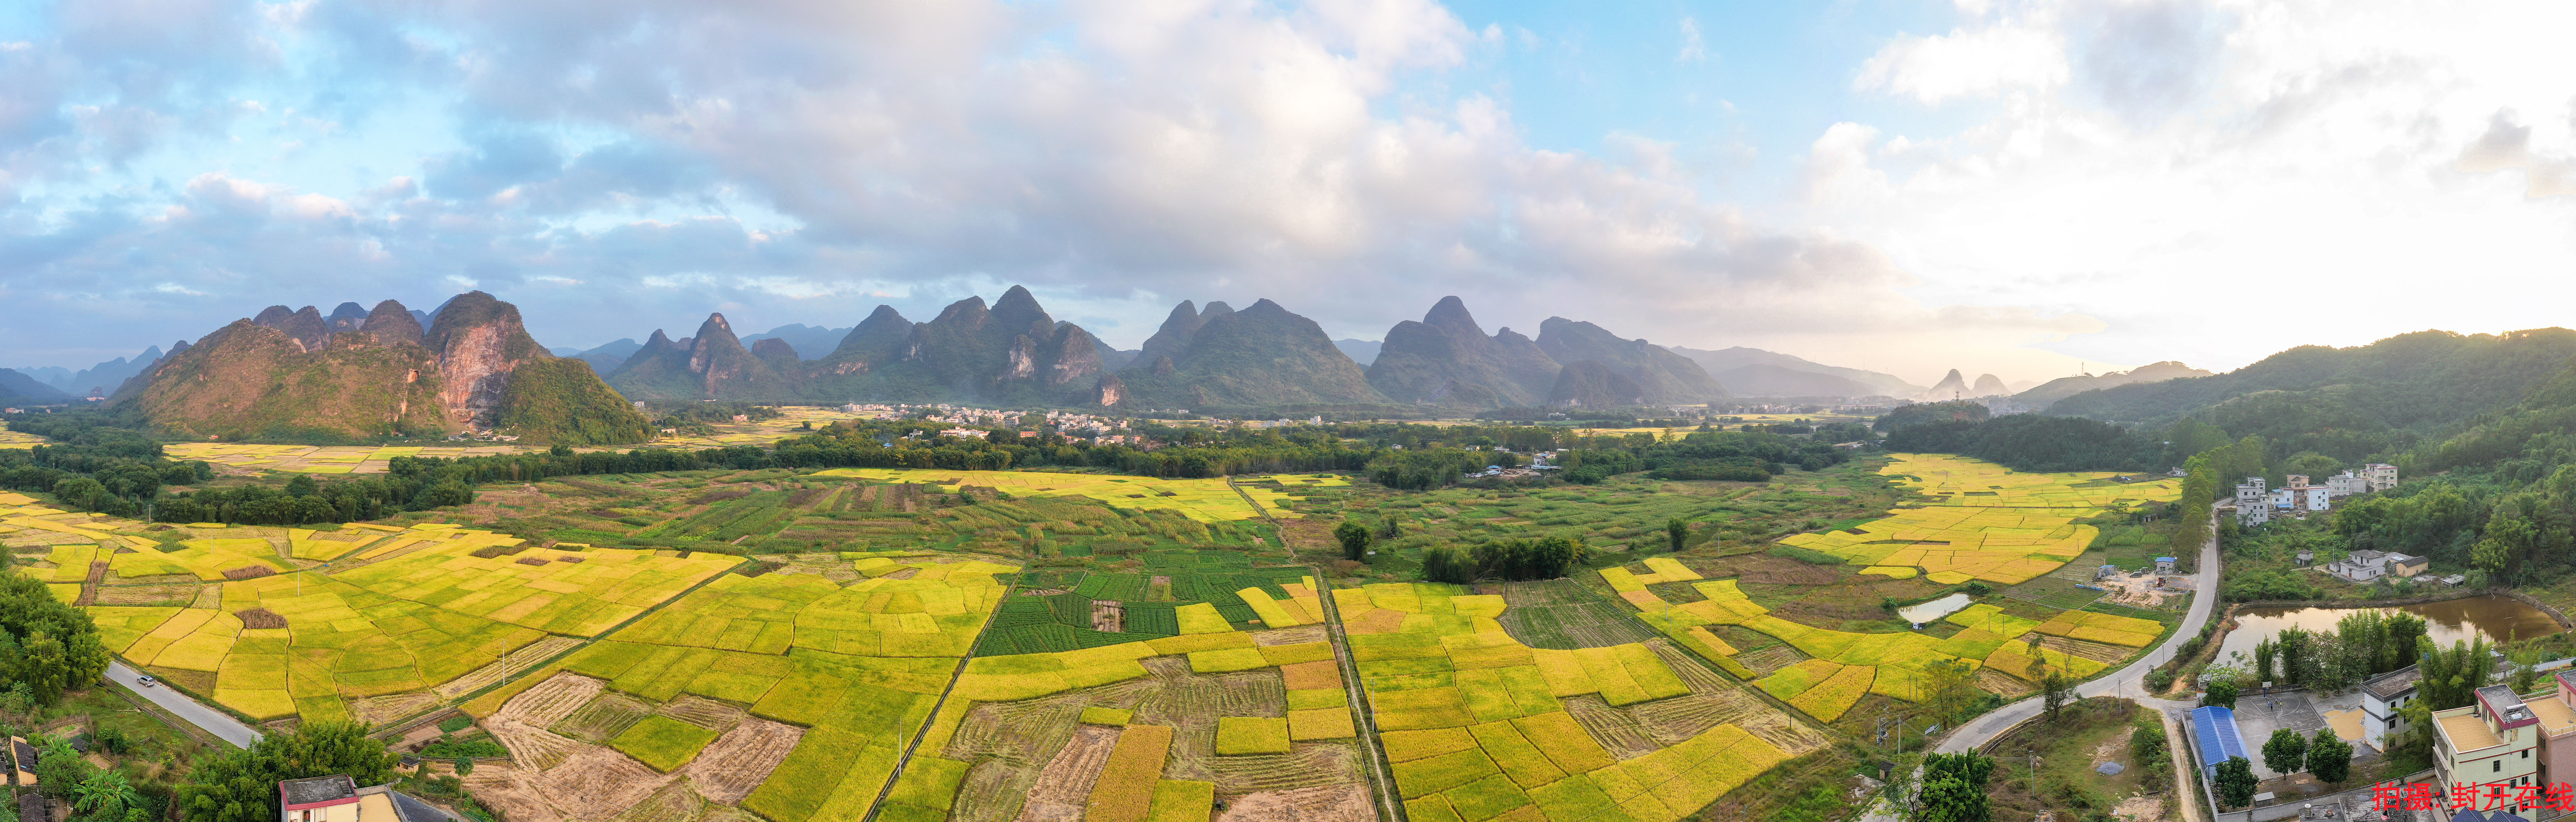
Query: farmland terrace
0 452 2187 821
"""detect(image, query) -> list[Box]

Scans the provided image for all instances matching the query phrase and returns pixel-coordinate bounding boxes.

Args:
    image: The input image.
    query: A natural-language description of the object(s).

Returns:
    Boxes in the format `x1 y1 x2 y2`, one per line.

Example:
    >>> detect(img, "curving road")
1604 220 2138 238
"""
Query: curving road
107 661 262 749
1935 514 2222 754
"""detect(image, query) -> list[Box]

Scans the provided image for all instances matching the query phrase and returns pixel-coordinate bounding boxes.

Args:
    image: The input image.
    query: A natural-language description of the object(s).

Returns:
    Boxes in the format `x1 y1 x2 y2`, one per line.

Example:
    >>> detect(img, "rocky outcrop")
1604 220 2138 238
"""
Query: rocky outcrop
253 305 332 353
1113 298 1381 407
1548 360 1648 408
326 302 369 332
424 292 549 430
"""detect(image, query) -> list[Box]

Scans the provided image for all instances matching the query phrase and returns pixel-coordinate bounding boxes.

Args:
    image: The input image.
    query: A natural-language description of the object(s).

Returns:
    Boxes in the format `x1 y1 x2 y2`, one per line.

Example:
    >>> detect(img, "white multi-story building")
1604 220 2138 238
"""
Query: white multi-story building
2272 488 2296 510
2306 487 2331 511
2361 666 2423 751
2364 463 2399 492
2327 470 2368 497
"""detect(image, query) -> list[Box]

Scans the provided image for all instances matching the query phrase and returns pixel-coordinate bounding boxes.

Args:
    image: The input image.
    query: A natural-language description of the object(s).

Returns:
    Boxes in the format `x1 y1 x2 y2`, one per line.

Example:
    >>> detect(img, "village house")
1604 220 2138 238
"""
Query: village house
2434 686 2545 815
278 775 459 822
2360 666 2423 751
2323 549 2427 583
2327 470 2369 497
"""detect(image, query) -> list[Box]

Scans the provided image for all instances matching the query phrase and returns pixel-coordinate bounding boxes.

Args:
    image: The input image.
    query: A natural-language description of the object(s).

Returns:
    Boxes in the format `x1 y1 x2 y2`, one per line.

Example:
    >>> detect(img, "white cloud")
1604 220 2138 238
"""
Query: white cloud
1812 0 2576 377
1676 17 1706 64
1854 18 2067 104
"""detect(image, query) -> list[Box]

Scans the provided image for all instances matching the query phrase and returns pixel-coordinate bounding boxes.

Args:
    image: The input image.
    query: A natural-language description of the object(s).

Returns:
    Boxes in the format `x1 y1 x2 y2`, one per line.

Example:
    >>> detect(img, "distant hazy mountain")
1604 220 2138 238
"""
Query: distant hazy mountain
1704 364 1877 398
1335 338 1381 366
1971 374 2008 396
560 339 643 373
120 293 651 443
1924 369 1973 400
740 323 852 360
2014 361 2213 409
21 346 167 396
614 286 1111 406
0 369 69 403
1534 318 1726 405
1667 346 1922 398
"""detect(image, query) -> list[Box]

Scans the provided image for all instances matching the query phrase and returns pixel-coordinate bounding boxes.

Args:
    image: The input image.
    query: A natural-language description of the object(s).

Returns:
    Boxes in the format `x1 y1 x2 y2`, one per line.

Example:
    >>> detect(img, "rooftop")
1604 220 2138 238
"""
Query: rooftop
280 775 359 806
2481 685 2533 724
2439 710 2502 752
2528 692 2576 735
2362 666 2423 700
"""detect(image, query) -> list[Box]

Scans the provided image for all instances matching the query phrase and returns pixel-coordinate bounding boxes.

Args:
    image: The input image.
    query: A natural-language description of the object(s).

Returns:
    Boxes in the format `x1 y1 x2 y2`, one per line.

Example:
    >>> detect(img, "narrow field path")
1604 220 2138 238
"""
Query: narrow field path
1229 476 1405 822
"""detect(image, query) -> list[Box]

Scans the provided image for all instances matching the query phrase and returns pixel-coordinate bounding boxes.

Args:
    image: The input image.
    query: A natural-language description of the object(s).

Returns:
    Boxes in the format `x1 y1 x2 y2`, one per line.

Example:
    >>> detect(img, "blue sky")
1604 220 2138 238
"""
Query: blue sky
7 0 2576 388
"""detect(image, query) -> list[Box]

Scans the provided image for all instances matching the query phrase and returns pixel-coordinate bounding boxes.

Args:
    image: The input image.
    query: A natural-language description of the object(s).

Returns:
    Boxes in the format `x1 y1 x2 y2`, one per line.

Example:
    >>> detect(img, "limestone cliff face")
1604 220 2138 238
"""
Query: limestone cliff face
119 291 648 444
425 292 545 430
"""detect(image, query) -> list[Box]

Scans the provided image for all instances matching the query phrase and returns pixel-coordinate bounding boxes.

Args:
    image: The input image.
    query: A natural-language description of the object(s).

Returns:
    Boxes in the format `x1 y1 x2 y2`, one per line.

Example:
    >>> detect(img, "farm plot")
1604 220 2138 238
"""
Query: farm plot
461 557 1015 822
974 567 1321 656
468 670 806 822
1625 579 2028 708
103 572 547 722
915 632 1370 822
1340 582 1822 822
808 467 1299 521
1890 453 2182 509
330 539 738 637
1493 579 1660 649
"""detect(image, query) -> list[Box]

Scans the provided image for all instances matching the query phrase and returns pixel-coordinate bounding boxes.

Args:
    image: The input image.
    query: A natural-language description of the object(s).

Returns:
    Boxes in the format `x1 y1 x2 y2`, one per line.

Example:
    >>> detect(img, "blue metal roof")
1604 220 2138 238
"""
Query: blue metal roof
2190 706 2248 777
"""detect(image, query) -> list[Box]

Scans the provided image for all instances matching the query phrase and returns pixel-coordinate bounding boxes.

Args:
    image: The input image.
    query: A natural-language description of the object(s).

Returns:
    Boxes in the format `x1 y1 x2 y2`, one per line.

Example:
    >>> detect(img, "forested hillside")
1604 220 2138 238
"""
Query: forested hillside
2048 329 2576 464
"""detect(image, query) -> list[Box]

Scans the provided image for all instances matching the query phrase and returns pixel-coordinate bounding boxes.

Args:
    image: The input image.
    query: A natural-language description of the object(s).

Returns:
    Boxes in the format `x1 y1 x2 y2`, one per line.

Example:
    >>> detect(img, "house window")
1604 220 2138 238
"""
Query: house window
2496 760 2503 772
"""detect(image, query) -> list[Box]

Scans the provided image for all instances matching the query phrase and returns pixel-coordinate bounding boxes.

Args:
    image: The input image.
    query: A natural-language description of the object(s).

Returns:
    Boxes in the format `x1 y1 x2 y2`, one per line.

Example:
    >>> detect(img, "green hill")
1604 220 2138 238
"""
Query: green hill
1115 298 1381 407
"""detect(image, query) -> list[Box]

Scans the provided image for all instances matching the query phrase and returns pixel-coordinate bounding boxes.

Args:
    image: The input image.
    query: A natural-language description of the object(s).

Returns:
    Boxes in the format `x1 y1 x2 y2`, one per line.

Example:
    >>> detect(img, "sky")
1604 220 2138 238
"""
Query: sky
5 0 2575 388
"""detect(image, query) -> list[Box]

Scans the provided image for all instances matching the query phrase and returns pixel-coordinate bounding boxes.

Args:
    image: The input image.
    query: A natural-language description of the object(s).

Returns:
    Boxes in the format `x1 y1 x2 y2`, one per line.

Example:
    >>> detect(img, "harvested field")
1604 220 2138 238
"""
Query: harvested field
554 693 655 743
603 780 703 822
348 692 440 727
1733 644 1806 677
658 695 748 732
678 719 801 804
436 636 586 698
990 724 1119 822
235 608 286 629
1562 695 1660 760
1092 600 1124 633
1250 626 1326 646
1975 669 2036 698
494 672 610 728
2038 635 2134 664
222 565 274 580
1214 783 1371 822
468 736 675 822
92 583 201 607
517 557 551 566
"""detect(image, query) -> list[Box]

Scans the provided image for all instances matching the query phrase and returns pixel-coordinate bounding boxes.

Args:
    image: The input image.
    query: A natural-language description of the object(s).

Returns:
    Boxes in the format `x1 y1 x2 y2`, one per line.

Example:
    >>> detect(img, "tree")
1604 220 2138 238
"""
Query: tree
1916 753 1994 822
1665 517 1688 553
1420 545 1474 585
1333 521 1371 561
1921 658 1979 724
2214 756 2259 808
72 770 144 822
2510 644 2546 693
2041 673 2074 722
34 736 94 799
2254 638 2276 686
2203 676 2239 709
1377 514 1402 540
2130 714 2172 791
2307 728 2353 783
178 721 400 822
454 755 473 776
2262 727 2308 775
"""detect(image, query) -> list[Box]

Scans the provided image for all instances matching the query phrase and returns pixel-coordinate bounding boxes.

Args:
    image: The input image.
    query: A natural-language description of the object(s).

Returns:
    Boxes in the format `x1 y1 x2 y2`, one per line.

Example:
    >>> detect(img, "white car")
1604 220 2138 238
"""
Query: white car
135 675 157 687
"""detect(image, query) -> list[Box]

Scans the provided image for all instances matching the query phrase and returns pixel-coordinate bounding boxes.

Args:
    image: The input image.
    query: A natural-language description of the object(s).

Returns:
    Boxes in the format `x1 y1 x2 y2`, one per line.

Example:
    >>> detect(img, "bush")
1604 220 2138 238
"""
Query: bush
436 716 475 734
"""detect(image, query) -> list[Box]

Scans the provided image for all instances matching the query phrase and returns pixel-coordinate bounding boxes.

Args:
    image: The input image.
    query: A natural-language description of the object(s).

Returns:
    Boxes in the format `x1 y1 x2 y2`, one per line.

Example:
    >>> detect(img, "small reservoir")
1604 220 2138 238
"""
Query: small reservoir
2214 594 2561 666
1898 592 1973 625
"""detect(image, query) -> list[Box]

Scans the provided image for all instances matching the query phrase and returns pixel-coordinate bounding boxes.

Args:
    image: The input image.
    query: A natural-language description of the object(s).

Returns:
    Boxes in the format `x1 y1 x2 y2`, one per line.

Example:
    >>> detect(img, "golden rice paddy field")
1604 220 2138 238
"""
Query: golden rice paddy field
0 422 43 447
162 443 548 474
810 467 1302 521
8 452 2183 821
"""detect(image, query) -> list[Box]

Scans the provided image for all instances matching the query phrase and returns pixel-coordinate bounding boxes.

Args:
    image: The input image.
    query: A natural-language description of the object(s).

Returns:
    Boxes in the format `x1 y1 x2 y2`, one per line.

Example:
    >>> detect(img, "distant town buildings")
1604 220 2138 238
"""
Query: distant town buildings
2323 549 2427 583
2364 463 2399 492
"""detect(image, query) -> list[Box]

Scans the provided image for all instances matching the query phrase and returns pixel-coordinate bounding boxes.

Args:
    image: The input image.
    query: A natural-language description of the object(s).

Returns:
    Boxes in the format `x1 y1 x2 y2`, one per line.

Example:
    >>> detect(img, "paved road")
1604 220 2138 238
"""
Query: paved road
107 661 261 748
1935 514 2222 754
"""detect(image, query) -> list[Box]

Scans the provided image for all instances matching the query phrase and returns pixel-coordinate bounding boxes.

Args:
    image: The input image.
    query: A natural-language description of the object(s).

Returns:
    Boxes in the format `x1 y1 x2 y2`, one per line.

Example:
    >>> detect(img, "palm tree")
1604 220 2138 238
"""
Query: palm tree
73 770 144 821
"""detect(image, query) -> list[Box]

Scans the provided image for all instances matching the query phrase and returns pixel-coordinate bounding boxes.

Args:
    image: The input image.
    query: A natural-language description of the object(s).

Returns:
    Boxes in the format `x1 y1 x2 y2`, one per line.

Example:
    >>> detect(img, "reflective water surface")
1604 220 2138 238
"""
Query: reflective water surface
2212 594 2561 670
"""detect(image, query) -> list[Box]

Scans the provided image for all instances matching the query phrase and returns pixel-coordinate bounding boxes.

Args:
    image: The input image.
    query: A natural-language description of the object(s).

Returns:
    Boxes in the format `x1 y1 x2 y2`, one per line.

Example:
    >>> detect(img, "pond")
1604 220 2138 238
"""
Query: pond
1897 592 1973 625
2213 594 2562 670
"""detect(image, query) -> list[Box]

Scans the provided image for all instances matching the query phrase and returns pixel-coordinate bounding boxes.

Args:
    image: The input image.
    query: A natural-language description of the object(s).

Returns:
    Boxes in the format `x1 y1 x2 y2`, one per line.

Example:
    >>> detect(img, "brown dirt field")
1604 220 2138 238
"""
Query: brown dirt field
679 719 802 804
1092 600 1124 632
2039 635 2137 664
235 608 286 629
659 695 748 732
93 582 197 605
1216 783 1372 822
1701 553 1850 586
437 636 586 698
1000 724 1121 822
1732 644 1806 676
1975 669 2036 698
605 779 704 822
1250 626 1326 646
1563 695 1660 760
464 734 679 822
1278 660 1341 691
494 672 609 727
1344 609 1406 635
343 691 440 726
